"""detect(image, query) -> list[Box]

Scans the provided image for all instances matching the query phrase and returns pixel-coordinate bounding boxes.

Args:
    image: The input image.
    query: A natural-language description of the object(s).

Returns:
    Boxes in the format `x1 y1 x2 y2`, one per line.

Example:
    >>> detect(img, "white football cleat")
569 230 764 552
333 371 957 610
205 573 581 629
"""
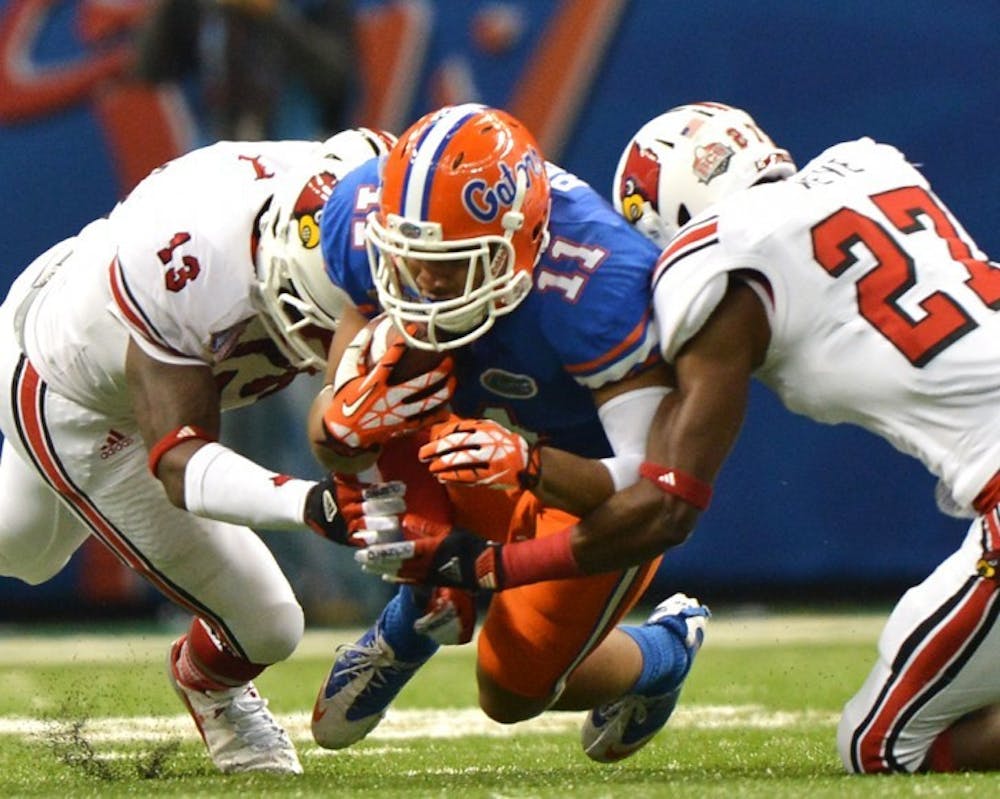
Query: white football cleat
167 638 302 774
582 593 709 763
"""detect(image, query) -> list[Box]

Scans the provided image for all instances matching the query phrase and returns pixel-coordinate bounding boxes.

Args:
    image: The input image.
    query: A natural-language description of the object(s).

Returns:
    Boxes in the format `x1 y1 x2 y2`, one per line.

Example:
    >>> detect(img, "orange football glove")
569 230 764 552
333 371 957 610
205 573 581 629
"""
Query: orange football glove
323 319 455 454
418 418 541 490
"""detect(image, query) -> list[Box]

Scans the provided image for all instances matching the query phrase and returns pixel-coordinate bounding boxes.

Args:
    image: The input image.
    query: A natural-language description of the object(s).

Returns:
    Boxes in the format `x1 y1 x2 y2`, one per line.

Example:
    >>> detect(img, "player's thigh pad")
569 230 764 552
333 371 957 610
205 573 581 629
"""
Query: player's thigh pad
478 507 660 699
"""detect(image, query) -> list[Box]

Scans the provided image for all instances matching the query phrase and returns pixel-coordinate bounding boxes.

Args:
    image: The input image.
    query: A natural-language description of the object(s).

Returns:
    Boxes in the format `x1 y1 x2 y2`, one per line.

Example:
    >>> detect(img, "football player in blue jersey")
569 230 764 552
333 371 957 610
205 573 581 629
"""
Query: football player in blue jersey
306 104 708 762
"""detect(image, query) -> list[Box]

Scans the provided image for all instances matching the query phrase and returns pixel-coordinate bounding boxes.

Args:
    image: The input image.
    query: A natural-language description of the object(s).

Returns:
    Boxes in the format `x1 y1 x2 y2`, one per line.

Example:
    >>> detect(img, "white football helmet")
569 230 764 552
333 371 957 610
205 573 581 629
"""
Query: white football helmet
253 128 396 370
613 102 796 247
366 104 551 351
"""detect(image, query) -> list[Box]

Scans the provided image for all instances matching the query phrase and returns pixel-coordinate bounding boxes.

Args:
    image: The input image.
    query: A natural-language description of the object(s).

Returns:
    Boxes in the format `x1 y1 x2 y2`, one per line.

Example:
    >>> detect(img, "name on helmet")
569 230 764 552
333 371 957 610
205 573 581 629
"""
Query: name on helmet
462 149 544 223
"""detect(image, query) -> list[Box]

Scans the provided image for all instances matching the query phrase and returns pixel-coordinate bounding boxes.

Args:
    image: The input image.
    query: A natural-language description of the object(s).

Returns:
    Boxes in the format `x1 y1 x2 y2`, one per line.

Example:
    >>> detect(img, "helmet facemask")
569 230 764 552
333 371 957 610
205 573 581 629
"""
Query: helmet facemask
252 231 337 371
367 213 532 350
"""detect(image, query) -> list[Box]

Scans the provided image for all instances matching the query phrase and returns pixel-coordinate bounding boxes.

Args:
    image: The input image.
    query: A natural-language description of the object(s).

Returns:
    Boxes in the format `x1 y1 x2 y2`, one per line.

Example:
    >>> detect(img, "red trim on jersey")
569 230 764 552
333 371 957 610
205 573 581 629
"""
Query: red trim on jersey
983 510 1000 553
652 217 719 284
11 357 244 657
850 578 999 772
108 258 188 359
973 470 1000 515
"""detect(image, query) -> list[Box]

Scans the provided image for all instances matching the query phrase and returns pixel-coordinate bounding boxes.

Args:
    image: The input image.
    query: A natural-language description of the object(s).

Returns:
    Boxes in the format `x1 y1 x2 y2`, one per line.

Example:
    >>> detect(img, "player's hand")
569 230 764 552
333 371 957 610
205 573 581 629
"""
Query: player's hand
417 418 541 490
412 586 476 645
341 479 452 547
303 473 354 545
355 529 504 592
303 475 407 546
322 320 455 454
344 480 410 545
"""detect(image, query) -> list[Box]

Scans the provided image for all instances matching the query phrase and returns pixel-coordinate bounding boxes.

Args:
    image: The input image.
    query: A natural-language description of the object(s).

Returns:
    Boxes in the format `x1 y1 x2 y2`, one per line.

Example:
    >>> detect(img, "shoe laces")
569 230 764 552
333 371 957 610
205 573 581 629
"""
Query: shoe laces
603 688 679 728
335 629 413 689
205 686 290 751
602 694 650 725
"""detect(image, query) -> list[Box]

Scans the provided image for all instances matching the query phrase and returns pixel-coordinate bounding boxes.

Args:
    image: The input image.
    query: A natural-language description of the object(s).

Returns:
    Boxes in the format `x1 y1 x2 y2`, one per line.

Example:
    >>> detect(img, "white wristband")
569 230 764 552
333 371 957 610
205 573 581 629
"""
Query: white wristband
183 443 315 530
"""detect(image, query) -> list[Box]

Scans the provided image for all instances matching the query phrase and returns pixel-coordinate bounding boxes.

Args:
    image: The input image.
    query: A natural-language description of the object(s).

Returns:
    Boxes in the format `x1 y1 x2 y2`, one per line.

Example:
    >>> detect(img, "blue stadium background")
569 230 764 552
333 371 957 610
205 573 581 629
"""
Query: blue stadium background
1 0 997 619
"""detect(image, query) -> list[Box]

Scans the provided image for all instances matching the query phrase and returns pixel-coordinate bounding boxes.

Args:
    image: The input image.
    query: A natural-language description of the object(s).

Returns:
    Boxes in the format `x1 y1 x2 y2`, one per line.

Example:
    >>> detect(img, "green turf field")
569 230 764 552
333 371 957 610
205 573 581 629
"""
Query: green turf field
1 609 997 797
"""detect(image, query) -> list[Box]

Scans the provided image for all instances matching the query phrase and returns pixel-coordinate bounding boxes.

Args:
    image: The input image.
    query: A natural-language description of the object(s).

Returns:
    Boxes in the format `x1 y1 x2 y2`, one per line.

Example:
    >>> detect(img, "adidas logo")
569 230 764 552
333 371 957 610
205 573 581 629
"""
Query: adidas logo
438 556 465 584
658 471 677 487
99 429 134 459
322 490 337 522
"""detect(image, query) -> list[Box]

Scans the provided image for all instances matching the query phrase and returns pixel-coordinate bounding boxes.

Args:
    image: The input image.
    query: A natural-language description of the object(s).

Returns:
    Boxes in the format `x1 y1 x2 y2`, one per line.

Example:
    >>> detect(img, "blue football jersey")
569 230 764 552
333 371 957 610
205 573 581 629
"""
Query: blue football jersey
321 159 661 458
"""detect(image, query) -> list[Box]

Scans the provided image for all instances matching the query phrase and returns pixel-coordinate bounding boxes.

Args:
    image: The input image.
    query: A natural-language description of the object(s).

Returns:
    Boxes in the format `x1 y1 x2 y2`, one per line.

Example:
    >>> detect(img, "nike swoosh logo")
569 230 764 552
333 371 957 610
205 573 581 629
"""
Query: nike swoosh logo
602 743 640 761
340 386 373 417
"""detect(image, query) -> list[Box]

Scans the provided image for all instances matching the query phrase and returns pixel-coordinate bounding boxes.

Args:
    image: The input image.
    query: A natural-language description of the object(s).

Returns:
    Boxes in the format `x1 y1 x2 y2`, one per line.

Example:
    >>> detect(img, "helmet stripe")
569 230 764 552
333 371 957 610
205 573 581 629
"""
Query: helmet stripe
401 103 485 221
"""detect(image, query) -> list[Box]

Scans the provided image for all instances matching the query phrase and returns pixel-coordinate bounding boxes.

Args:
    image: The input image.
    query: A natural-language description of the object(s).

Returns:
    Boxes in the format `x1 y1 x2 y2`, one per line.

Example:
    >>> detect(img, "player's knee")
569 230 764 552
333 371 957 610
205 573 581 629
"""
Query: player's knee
237 599 304 665
478 696 535 725
477 680 550 724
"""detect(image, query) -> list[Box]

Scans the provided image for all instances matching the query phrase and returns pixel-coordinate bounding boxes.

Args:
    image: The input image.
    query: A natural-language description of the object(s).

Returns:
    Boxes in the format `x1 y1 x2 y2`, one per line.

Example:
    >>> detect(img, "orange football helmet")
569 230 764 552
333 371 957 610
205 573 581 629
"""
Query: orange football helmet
366 104 551 350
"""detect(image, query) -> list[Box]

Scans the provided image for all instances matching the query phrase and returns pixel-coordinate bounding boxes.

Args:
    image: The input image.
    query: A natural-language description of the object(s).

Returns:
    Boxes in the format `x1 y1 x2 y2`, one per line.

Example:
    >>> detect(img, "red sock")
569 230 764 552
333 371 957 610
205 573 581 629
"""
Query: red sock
925 729 956 772
177 619 266 689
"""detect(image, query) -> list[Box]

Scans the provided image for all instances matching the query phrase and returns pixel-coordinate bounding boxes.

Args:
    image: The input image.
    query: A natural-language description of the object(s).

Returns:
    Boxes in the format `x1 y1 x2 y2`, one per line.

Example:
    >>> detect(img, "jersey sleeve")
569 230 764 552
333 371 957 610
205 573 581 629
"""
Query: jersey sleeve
108 222 253 367
320 157 381 316
537 177 662 389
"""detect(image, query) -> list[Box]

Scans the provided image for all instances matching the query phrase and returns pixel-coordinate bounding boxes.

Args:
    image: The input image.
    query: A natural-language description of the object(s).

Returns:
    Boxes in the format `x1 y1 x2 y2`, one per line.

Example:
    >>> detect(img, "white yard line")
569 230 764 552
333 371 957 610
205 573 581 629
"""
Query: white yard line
0 704 838 746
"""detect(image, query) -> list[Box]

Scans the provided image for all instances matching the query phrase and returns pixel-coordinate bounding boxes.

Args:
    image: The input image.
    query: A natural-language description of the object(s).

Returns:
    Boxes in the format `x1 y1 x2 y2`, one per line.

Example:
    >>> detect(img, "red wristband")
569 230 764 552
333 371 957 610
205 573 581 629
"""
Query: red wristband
498 527 583 589
148 425 216 476
639 461 712 511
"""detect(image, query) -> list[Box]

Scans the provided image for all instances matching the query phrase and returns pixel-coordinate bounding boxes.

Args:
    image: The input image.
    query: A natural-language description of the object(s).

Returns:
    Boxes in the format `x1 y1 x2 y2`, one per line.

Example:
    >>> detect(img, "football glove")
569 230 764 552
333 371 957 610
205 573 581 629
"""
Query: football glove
323 319 455 454
305 475 412 546
417 418 542 490
355 529 504 592
346 478 453 546
412 586 476 645
303 473 353 545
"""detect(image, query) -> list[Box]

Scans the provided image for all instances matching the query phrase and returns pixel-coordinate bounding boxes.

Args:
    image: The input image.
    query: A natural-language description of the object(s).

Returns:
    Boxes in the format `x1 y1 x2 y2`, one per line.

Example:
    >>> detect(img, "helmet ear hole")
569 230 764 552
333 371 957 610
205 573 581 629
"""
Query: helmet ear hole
677 204 691 229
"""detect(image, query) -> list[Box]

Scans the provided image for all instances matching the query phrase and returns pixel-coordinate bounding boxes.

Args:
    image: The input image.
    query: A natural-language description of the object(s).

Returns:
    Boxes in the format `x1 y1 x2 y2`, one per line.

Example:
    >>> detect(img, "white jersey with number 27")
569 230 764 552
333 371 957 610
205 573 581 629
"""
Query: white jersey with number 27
651 137 1000 514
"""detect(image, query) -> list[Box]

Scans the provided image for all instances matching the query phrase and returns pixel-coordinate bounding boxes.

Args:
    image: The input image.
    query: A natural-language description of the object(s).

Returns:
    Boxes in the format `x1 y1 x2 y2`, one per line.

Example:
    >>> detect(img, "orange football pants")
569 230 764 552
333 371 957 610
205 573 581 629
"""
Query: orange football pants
378 435 661 700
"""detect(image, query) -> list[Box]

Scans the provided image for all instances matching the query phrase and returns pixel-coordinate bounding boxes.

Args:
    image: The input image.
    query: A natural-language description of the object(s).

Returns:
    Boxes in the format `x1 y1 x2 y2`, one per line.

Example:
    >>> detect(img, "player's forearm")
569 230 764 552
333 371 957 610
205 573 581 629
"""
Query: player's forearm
532 447 615 516
570 478 699 572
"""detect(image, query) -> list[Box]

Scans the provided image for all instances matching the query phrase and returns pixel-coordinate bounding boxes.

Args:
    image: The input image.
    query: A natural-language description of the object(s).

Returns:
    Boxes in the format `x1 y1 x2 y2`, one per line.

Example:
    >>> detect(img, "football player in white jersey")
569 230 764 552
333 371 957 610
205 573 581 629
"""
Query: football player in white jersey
359 102 1000 773
0 127 394 774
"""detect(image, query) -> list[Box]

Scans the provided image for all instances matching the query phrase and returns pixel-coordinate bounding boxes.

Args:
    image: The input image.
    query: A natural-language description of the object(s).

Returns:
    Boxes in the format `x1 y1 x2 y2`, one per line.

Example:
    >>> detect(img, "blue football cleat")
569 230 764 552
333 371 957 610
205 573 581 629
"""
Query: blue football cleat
581 593 710 762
